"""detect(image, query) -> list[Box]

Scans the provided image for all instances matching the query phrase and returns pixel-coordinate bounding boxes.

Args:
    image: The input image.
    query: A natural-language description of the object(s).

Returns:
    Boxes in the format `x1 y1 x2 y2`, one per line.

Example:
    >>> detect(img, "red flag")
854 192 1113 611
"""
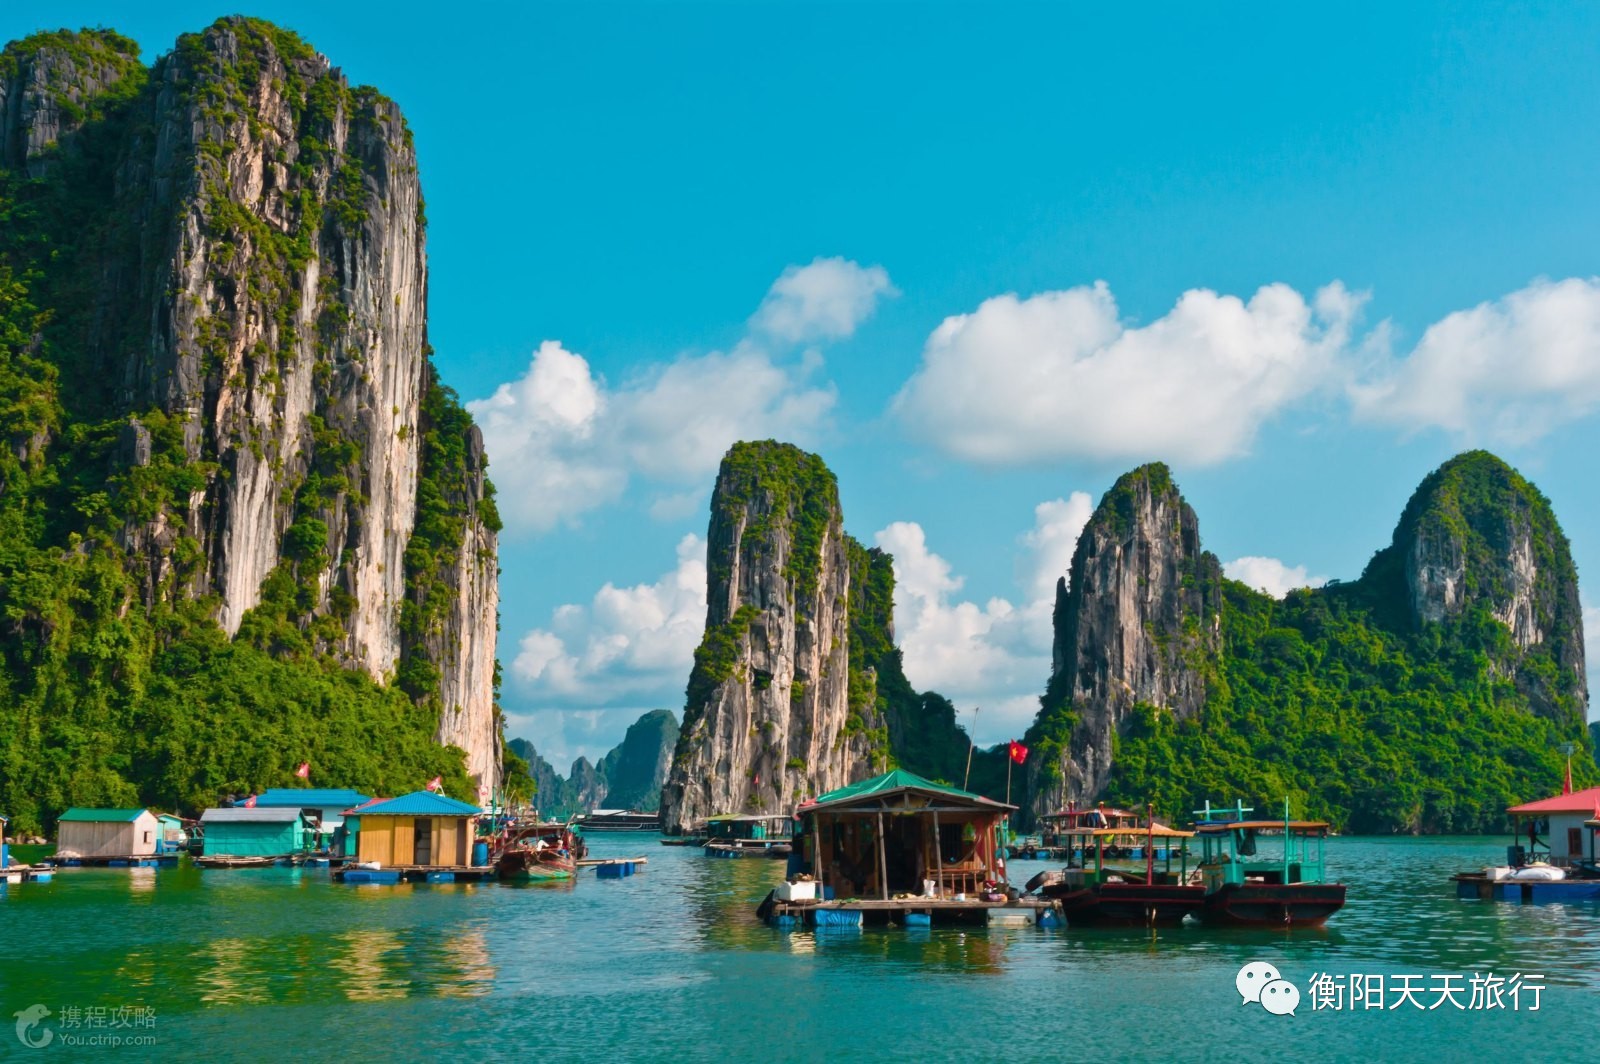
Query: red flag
244 795 256 808
426 776 443 792
1563 759 1573 795
295 762 310 779
1008 740 1028 765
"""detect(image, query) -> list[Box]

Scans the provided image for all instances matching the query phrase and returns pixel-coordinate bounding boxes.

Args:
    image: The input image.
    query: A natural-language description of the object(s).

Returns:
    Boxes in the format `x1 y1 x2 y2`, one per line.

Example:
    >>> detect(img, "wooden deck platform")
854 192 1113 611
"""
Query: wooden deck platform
49 854 180 868
333 864 497 884
765 895 1061 928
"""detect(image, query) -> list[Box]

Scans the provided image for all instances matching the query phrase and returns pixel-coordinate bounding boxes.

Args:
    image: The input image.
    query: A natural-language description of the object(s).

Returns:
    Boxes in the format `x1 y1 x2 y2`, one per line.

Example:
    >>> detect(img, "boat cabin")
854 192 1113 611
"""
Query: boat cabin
1192 800 1331 892
344 791 480 868
706 815 791 842
794 769 1014 899
1038 803 1142 848
1505 786 1600 871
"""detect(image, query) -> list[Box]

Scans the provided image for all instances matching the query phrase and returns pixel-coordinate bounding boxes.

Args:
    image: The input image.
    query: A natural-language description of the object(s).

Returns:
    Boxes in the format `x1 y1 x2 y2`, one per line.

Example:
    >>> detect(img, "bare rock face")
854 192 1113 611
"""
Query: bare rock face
0 30 142 176
2 20 501 789
1383 450 1586 723
660 442 887 834
1028 464 1222 821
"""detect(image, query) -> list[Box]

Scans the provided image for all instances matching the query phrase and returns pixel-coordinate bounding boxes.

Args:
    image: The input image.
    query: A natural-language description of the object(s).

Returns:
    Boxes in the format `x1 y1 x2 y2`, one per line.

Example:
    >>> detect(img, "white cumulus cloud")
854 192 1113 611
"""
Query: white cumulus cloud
510 534 708 706
1351 276 1600 444
471 258 892 535
892 280 1360 466
750 256 897 342
874 495 1093 744
1224 556 1329 599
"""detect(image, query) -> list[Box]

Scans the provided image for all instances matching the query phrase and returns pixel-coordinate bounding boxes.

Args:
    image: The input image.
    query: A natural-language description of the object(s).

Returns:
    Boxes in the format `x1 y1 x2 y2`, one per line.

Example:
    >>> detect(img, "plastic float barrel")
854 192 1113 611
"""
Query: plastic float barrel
814 908 862 928
472 841 489 867
904 912 932 927
1 842 8 869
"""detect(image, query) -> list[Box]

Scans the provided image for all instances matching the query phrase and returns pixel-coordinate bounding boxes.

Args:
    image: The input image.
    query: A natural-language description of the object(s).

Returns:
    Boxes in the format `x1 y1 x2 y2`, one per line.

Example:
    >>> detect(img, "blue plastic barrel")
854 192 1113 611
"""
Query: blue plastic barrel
1 842 8 870
472 841 489 867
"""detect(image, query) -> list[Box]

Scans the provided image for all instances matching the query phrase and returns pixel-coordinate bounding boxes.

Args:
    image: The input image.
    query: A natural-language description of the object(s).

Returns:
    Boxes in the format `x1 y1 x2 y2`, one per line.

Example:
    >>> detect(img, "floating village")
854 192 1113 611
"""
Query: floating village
6 767 1599 928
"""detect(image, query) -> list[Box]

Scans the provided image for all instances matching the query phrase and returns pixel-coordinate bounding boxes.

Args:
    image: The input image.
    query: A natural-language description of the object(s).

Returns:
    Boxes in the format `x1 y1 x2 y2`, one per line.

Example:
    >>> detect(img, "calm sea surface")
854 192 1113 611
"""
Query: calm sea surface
2 835 1597 1062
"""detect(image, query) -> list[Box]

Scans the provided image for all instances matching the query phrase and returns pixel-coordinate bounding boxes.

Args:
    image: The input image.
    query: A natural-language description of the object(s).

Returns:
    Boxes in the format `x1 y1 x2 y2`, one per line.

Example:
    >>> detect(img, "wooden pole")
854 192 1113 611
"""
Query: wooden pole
877 812 888 901
932 811 943 897
1146 802 1155 885
963 706 980 791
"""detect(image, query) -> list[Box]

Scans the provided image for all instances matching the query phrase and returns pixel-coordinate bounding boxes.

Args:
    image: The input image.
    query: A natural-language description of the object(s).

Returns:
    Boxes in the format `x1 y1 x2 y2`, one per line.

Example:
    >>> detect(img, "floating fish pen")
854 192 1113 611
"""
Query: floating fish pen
757 769 1063 928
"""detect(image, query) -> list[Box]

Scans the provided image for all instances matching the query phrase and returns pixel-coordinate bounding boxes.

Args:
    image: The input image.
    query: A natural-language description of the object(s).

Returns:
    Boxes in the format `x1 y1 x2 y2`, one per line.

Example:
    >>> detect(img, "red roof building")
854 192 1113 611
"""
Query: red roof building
1507 786 1600 816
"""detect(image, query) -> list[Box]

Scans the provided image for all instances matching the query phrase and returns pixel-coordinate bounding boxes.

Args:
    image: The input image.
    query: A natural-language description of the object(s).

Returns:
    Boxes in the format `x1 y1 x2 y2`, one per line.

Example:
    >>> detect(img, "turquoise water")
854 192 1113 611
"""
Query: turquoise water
2 835 1597 1061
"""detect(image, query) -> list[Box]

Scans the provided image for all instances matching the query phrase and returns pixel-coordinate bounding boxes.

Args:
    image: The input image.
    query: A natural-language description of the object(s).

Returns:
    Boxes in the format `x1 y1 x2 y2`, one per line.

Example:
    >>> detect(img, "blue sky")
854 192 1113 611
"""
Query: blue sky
10 3 1600 768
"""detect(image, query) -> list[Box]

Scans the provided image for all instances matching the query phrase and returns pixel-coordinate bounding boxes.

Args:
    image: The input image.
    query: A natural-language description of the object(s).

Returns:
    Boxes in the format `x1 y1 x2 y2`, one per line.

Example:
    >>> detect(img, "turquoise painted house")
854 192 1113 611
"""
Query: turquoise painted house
199 807 308 857
253 788 371 852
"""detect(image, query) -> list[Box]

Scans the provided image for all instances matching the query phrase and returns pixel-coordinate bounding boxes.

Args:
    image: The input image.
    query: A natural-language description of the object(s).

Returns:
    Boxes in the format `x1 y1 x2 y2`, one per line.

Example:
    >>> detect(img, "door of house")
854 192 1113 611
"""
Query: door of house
414 819 433 865
1568 826 1583 860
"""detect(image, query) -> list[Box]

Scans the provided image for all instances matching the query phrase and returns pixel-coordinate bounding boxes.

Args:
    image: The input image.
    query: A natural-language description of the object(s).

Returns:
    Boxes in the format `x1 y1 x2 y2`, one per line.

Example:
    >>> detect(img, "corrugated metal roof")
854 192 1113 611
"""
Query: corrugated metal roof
201 807 303 824
253 788 371 808
57 808 148 822
356 791 480 817
808 769 1013 813
1508 785 1600 815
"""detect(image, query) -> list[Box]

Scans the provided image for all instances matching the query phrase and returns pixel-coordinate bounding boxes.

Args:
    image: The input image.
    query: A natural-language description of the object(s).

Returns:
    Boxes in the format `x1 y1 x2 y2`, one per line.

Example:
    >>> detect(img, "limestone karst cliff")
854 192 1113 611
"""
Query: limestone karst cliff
659 442 889 833
1025 452 1593 833
1370 450 1586 725
0 21 500 829
508 710 681 815
1025 464 1223 819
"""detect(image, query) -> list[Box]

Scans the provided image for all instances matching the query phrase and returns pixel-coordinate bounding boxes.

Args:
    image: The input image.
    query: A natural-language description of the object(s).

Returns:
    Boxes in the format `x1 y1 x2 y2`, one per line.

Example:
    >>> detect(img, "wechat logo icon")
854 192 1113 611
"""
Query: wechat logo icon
1237 961 1300 1016
13 1004 53 1049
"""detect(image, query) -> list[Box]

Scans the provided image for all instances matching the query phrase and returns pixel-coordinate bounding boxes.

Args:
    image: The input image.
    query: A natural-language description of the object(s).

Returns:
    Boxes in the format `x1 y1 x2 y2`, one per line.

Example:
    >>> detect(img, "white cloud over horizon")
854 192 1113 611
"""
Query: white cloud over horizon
1224 556 1330 599
1351 277 1600 444
510 533 708 706
892 280 1360 466
471 258 892 535
876 494 1094 744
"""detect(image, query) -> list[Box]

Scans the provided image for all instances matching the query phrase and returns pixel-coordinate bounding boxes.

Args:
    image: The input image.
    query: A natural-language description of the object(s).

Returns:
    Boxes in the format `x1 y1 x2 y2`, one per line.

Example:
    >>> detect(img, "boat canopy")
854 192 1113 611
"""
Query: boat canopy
1194 820 1331 835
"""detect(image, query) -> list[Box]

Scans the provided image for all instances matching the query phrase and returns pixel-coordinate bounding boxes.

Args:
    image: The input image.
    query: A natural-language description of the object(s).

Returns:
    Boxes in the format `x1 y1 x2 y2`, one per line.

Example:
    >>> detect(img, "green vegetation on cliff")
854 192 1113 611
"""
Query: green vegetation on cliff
1047 452 1595 833
0 23 485 833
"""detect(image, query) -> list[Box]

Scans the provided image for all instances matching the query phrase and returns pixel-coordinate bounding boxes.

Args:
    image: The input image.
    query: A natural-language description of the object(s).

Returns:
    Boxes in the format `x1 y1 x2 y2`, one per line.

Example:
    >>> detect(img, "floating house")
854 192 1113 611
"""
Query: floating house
761 769 1055 927
1453 785 1600 901
252 788 370 852
704 814 793 857
54 808 172 866
199 807 308 860
156 814 187 854
1508 786 1600 866
336 791 491 883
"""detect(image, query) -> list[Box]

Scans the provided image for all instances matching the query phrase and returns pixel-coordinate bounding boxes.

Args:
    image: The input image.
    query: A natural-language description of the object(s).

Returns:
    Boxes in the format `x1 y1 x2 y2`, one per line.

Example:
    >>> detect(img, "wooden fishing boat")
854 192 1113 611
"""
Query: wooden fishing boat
1191 801 1345 926
1034 812 1201 926
494 822 585 882
194 854 283 869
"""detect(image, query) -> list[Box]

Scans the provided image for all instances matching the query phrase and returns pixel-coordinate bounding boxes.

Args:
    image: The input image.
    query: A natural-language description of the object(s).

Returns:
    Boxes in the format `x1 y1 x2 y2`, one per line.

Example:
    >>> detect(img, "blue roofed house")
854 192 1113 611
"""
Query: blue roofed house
253 789 371 852
345 792 480 868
